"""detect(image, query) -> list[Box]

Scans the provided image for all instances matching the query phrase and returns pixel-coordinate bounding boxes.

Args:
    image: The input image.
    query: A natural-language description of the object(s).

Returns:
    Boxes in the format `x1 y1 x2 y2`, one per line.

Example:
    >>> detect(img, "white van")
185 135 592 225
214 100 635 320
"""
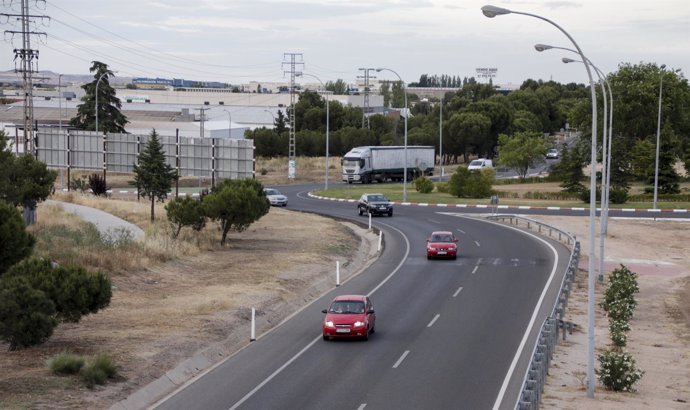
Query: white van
467 158 493 171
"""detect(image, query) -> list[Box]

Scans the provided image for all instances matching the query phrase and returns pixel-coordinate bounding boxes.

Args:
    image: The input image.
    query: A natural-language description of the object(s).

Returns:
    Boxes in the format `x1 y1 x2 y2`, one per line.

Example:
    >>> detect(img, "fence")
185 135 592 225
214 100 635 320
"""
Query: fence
35 128 255 182
485 214 581 410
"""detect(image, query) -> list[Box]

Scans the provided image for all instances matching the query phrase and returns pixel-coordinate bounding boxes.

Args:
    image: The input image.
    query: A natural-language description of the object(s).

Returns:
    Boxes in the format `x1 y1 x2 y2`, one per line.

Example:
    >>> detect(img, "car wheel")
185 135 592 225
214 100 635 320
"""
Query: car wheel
452 255 457 260
388 210 393 217
358 207 363 216
427 254 432 260
323 335 329 341
370 325 375 334
363 332 369 341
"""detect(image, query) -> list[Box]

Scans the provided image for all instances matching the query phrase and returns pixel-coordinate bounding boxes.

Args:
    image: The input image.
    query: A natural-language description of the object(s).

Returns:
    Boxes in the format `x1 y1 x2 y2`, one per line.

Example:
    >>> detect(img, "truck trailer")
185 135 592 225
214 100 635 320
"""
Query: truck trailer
341 146 435 184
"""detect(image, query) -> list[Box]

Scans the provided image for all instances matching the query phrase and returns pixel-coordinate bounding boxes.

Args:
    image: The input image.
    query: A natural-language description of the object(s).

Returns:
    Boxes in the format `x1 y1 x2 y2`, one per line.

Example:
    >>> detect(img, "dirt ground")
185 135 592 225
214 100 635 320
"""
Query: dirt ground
533 215 690 409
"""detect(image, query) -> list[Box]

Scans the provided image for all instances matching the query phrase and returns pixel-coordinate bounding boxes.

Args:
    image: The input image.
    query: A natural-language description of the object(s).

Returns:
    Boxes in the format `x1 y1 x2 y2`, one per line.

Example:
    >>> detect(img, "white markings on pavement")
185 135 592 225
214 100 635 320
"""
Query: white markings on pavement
357 404 367 410
453 286 463 298
472 265 479 275
428 218 441 224
393 350 410 369
427 314 441 328
474 240 480 247
456 228 466 235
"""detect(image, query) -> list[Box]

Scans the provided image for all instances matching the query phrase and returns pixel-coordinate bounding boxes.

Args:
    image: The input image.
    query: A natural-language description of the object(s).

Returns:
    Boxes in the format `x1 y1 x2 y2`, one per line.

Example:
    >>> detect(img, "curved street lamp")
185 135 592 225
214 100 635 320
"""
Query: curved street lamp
482 4 599 398
223 109 232 138
376 67 408 202
653 64 666 209
297 73 332 190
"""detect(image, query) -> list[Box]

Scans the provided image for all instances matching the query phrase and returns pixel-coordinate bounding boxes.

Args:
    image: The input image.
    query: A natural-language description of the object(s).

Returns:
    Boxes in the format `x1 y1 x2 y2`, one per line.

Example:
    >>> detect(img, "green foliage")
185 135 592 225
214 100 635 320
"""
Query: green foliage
435 182 449 193
601 264 639 321
414 176 434 194
609 319 630 348
608 186 629 204
497 131 548 179
130 129 178 221
203 178 270 245
596 349 644 391
69 176 89 192
69 61 128 133
88 173 110 197
48 351 85 375
448 166 494 198
0 276 57 350
80 363 107 388
0 200 35 275
5 258 112 323
165 196 207 239
91 352 117 378
0 136 57 209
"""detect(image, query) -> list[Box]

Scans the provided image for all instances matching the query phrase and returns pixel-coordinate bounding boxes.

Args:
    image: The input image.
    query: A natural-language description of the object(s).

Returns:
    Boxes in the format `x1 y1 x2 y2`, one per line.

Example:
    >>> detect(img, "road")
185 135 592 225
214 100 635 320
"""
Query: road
151 184 573 410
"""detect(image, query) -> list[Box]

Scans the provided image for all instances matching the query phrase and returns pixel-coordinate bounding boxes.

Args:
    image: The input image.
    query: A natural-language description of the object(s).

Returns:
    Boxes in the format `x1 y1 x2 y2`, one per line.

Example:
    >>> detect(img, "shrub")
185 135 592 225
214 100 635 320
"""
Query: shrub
608 186 629 204
414 176 434 194
68 176 89 192
48 351 85 375
435 182 449 193
91 352 117 378
0 276 57 350
80 364 107 388
609 319 631 348
0 201 36 275
601 264 639 319
596 349 644 391
88 173 110 197
165 196 207 238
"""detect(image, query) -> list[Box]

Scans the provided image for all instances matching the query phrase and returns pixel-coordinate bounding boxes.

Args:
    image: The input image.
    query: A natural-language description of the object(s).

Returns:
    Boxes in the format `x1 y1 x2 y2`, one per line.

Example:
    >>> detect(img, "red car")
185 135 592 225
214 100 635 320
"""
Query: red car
322 295 376 341
426 231 459 259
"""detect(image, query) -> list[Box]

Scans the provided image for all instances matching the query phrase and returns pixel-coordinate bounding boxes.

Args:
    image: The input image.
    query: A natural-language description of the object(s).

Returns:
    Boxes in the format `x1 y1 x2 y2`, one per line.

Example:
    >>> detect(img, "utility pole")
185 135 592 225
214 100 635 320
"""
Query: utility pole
282 53 304 179
358 68 376 129
195 107 210 138
3 0 49 155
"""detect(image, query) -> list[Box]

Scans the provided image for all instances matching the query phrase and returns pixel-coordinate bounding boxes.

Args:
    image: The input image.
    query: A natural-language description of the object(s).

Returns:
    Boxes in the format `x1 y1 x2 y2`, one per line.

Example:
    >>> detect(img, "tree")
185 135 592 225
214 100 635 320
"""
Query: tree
203 178 270 245
69 61 128 133
274 110 288 134
325 79 347 95
549 143 587 193
165 196 206 238
0 276 57 350
446 112 491 162
447 166 494 198
4 258 112 323
0 201 35 275
497 131 549 180
130 129 178 221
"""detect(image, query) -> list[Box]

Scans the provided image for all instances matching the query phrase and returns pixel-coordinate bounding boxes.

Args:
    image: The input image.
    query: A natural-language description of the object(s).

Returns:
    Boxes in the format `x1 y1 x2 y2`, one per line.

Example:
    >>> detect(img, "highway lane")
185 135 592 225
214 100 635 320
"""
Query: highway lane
154 184 573 410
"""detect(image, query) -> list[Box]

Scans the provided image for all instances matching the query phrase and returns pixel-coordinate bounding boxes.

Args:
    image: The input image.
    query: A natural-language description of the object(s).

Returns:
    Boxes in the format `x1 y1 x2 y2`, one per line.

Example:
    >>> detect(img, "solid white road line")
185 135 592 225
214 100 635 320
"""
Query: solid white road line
427 314 441 328
393 350 410 369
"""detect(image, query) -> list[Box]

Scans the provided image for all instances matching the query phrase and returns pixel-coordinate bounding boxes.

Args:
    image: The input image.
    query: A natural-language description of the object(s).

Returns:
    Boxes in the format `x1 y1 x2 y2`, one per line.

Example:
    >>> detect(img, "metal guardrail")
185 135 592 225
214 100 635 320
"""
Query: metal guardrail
485 214 581 410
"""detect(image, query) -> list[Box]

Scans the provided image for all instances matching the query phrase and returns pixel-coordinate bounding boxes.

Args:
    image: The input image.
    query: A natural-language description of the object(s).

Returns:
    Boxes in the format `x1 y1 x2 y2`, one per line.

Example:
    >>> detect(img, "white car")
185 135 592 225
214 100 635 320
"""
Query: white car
546 148 559 159
467 158 493 171
264 188 288 207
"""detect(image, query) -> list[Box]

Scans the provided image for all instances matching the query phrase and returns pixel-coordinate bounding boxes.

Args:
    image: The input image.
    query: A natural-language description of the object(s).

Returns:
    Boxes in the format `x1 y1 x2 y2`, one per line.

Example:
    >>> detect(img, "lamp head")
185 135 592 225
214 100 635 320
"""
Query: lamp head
660 64 666 70
534 44 552 52
375 68 383 72
481 5 511 18
562 57 577 64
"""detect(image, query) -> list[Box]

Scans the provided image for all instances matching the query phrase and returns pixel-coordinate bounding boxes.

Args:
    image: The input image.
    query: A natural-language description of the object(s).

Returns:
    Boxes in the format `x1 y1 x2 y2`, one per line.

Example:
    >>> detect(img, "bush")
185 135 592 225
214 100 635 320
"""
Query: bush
68 176 88 193
448 167 494 198
80 364 107 388
608 186 629 204
435 182 449 194
165 196 207 238
88 173 110 197
91 352 117 378
601 264 639 319
414 176 434 194
596 349 644 391
48 351 85 375
0 201 36 275
609 319 631 348
0 277 57 350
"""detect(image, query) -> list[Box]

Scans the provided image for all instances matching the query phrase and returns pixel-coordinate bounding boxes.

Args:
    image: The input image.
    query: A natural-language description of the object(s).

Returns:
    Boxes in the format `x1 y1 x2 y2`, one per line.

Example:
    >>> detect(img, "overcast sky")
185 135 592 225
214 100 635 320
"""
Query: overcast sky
2 0 688 86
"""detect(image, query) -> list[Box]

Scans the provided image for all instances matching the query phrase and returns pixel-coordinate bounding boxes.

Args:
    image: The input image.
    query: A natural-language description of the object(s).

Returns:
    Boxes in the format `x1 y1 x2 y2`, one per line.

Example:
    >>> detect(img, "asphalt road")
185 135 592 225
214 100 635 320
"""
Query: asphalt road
151 184 573 410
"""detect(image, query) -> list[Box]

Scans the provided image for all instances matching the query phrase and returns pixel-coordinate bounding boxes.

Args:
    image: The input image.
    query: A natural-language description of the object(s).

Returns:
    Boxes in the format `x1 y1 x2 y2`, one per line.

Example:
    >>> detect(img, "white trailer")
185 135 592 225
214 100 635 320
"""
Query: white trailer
341 146 435 184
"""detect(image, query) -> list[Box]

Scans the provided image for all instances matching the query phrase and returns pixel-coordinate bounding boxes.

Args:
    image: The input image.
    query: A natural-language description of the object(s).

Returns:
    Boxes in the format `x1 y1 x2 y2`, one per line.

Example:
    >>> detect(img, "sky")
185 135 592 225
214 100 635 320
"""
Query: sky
1 0 688 87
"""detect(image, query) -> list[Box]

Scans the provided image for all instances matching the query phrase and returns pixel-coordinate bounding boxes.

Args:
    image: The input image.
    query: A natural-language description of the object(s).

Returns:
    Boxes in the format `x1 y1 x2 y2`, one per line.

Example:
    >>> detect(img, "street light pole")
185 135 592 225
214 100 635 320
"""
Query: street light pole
376 67 408 202
439 96 444 178
482 4 599 398
296 73 332 190
653 64 666 209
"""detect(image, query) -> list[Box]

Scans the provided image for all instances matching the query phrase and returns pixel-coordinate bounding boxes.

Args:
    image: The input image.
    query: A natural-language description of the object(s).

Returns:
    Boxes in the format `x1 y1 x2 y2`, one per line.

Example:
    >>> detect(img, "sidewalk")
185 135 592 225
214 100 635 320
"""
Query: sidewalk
46 200 145 241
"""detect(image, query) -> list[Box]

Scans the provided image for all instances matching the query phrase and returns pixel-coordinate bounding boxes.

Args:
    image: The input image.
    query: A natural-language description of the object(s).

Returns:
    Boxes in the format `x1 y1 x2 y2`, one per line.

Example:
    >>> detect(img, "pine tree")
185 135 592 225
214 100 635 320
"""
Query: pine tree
130 130 177 221
69 61 128 133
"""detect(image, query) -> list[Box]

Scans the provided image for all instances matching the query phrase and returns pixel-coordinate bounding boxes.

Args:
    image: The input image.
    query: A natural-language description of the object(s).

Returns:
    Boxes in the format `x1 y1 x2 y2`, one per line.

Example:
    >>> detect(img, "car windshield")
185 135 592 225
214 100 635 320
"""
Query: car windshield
329 301 365 314
265 189 280 195
431 234 453 242
469 160 482 166
368 195 385 202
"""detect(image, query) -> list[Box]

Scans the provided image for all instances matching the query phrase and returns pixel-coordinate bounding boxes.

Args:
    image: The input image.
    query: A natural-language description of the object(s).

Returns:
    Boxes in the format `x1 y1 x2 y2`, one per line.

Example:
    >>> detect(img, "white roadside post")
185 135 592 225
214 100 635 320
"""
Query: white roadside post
336 261 340 287
378 230 383 252
250 308 256 342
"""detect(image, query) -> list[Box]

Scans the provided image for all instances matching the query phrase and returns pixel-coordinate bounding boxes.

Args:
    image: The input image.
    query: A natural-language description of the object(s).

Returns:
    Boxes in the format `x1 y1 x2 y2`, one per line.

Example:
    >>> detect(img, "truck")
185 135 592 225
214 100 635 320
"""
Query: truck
341 146 435 184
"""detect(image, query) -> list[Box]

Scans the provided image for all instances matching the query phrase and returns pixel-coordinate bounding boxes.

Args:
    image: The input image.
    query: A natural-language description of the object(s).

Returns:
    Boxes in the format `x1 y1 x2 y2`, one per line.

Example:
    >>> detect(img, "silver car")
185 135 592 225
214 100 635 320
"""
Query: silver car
264 188 288 207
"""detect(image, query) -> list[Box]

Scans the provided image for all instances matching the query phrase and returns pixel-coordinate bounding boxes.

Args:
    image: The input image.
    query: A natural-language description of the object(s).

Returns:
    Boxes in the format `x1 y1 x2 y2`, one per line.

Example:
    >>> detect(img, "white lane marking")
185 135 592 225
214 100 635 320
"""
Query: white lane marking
393 350 410 369
357 404 367 410
427 314 441 328
474 240 481 247
226 222 411 410
228 337 320 410
457 228 466 235
472 265 479 274
487 224 560 410
453 286 463 297
428 218 441 224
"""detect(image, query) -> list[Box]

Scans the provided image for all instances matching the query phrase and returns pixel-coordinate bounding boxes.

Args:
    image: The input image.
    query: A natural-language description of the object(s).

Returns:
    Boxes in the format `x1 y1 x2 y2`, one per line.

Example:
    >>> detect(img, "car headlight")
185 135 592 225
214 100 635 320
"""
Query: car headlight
325 321 334 328
354 321 365 327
